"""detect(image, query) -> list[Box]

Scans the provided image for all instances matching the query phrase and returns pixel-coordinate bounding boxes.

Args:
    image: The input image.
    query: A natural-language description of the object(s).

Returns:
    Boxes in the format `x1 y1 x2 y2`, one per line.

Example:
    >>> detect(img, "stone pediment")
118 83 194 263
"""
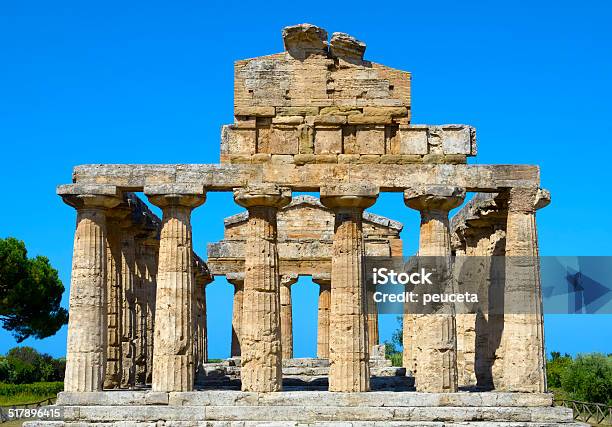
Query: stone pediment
221 23 476 166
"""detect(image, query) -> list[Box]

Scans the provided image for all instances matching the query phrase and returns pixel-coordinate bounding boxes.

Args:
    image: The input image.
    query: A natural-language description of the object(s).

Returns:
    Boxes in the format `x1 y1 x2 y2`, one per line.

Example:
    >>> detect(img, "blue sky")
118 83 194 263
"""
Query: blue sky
0 1 611 358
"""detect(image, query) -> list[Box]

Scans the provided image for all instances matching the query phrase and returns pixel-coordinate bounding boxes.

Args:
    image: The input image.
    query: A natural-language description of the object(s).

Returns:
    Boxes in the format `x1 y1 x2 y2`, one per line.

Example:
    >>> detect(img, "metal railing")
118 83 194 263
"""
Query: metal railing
0 397 56 423
555 399 612 426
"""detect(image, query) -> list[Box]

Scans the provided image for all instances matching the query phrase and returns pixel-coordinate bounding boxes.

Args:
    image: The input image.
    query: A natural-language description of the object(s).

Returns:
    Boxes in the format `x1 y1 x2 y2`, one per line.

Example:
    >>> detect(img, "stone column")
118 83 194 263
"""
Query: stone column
146 184 206 392
320 184 378 392
117 213 138 388
313 275 331 359
498 187 549 392
140 235 159 385
134 228 159 387
404 185 465 392
227 273 244 358
194 265 211 381
234 184 291 392
60 189 121 392
104 209 128 389
366 281 379 350
280 273 298 360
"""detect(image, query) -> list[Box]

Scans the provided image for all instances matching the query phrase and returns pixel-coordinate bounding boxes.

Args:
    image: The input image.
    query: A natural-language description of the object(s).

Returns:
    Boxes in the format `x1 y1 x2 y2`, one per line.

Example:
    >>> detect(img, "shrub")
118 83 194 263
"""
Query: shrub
547 351 573 388
560 353 612 405
2 346 65 384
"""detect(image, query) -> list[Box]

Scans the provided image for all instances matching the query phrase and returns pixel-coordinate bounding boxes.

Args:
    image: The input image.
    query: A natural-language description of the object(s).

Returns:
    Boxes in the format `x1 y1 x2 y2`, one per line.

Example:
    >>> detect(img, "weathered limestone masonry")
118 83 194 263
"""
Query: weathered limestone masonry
234 184 291 392
451 193 510 389
223 24 476 167
321 183 378 392
207 195 403 359
449 189 550 391
405 185 466 393
226 272 244 358
61 187 212 393
39 23 574 426
146 184 206 392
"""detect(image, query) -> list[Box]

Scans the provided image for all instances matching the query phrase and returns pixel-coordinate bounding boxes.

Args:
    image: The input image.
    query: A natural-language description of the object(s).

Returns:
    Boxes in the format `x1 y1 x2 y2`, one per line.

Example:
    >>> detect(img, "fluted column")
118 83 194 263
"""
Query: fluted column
234 184 291 392
498 187 549 392
118 215 137 388
404 185 465 392
227 273 244 358
280 274 298 360
194 264 211 382
134 229 159 387
103 209 128 389
366 281 379 350
61 190 121 392
313 275 331 359
146 185 205 392
320 184 378 392
139 235 159 385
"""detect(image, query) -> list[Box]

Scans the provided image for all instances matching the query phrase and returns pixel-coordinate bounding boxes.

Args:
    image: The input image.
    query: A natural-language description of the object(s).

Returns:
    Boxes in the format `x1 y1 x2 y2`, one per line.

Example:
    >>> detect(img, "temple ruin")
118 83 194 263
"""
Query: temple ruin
27 23 586 426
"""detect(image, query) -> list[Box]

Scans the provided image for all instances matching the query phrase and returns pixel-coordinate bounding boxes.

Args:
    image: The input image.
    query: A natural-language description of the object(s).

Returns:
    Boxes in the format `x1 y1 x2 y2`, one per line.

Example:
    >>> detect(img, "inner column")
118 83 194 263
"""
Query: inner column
313 274 331 359
320 184 378 392
280 273 298 360
227 273 244 358
234 184 291 392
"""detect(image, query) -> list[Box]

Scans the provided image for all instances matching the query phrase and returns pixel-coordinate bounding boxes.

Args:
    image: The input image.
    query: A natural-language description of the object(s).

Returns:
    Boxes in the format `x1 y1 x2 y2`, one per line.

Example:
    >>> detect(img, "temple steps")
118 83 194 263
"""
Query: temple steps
23 391 586 426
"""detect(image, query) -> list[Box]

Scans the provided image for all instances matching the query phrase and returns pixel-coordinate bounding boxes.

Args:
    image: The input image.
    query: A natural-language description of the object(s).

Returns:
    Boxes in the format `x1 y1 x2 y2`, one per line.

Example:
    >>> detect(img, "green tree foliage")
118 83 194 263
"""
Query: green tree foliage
0 347 65 384
384 316 404 367
561 353 612 405
547 352 612 405
547 351 573 388
0 237 68 342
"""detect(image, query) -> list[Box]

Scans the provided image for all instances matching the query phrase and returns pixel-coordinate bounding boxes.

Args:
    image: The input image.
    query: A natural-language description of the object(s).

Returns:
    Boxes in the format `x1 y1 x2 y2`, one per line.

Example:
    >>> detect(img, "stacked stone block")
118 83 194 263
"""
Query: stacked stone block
221 24 476 166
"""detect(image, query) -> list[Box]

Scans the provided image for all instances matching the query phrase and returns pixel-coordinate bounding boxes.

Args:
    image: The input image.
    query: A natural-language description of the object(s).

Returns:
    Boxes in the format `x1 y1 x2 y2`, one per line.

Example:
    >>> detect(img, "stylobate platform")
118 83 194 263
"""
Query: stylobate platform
23 391 587 426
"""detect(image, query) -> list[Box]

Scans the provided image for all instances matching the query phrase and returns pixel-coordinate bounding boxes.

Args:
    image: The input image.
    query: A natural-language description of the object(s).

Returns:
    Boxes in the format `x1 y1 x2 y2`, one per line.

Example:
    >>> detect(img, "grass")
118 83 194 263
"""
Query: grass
0 393 56 406
1 420 24 427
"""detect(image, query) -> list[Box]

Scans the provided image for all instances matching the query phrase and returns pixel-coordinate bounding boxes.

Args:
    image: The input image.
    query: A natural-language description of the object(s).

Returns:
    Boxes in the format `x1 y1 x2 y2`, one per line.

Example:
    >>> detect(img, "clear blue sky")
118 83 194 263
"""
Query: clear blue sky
1 1 611 359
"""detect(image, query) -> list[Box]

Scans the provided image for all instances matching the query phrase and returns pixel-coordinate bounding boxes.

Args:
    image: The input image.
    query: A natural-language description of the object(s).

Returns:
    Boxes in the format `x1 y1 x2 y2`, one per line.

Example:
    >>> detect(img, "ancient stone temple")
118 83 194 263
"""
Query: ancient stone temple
27 24 585 426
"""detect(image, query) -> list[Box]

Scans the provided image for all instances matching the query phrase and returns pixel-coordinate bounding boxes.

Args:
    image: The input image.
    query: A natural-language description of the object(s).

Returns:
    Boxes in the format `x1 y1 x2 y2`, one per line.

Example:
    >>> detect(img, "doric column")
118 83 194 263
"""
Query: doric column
60 187 121 392
498 187 549 392
280 273 298 360
404 185 465 392
118 211 137 388
234 184 291 392
146 184 206 392
103 208 128 389
313 275 331 359
134 225 159 387
320 184 378 392
227 273 244 358
139 234 159 385
366 281 379 350
194 260 211 382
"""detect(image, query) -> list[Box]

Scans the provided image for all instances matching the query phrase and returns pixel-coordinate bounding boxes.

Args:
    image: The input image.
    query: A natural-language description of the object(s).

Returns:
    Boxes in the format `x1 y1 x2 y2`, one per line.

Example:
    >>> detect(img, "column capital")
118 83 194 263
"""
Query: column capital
404 185 465 212
506 187 550 213
280 273 299 287
194 256 213 288
312 273 331 287
320 183 379 210
226 272 245 288
58 184 122 210
144 184 206 209
233 184 291 208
